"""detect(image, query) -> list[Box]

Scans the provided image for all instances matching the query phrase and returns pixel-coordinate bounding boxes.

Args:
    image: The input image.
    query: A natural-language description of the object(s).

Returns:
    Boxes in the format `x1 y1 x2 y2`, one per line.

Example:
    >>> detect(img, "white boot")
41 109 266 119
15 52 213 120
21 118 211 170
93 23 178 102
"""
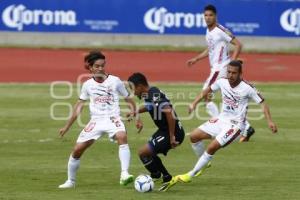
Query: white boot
58 180 75 189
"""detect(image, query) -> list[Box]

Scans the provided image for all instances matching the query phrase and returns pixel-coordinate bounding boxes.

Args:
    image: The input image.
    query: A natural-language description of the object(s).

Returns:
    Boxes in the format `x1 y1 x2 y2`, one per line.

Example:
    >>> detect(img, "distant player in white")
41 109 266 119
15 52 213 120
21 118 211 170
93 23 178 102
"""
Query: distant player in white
58 50 143 189
174 60 277 184
186 5 254 141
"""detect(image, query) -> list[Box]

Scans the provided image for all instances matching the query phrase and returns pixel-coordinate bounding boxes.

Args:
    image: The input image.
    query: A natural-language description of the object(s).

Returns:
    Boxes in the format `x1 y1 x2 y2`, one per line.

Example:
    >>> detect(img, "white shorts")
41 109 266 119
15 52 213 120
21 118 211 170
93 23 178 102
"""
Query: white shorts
202 66 228 90
76 116 126 143
199 118 241 147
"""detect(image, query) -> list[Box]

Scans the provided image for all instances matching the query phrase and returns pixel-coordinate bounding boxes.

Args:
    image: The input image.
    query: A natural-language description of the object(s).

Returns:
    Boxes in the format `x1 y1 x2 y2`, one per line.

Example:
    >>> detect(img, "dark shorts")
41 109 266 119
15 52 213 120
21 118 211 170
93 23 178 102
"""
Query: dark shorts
148 127 185 156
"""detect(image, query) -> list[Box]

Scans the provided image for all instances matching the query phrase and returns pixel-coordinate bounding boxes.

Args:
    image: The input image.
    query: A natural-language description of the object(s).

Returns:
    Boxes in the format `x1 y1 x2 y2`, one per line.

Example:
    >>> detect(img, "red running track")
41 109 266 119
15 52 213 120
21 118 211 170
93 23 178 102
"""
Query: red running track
0 48 299 82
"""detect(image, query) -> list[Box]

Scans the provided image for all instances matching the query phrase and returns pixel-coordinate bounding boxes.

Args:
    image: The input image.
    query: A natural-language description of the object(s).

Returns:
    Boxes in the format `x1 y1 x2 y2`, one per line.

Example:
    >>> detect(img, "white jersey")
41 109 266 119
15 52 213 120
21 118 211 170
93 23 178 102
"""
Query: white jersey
79 75 129 118
206 24 235 71
211 78 264 129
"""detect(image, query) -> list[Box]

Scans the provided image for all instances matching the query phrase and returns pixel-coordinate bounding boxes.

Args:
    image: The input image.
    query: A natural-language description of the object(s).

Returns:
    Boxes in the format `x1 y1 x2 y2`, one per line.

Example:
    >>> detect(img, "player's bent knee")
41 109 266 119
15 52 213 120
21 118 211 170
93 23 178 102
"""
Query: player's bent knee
72 140 94 158
72 147 85 158
190 129 201 143
114 131 127 145
190 129 210 143
138 144 153 157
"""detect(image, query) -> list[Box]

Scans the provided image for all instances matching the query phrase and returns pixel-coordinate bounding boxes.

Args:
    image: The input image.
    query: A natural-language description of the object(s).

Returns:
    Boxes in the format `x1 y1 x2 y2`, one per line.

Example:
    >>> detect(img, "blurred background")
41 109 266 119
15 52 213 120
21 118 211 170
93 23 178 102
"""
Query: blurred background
0 1 299 200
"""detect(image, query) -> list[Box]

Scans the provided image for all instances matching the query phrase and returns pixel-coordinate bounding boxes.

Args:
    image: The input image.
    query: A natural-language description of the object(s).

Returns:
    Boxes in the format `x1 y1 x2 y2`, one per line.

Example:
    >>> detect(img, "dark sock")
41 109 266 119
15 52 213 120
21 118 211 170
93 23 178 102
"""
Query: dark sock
152 156 172 182
140 156 160 178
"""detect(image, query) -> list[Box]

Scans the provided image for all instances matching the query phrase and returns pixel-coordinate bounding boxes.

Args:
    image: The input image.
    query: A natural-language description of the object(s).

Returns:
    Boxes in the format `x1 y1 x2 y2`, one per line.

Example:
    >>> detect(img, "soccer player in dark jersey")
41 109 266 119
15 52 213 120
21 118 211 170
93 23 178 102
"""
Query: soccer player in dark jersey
127 72 185 191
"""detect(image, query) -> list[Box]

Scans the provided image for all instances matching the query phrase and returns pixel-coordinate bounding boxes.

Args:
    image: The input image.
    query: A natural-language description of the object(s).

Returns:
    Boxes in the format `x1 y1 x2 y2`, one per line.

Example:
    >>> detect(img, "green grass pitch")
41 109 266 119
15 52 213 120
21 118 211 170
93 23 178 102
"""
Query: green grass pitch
0 83 299 200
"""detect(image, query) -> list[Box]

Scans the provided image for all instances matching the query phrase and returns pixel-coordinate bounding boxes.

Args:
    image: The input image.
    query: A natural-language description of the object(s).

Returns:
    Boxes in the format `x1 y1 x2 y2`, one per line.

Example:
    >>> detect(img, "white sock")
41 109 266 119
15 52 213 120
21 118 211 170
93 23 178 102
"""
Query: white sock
242 121 251 136
119 144 130 176
188 151 213 177
67 155 80 182
206 102 219 118
191 141 205 157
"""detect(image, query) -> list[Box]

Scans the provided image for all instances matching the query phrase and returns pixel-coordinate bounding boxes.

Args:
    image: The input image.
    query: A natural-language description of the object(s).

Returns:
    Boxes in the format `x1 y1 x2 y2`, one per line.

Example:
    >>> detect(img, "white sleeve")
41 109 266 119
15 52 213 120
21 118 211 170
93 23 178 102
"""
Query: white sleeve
219 28 235 43
210 79 221 92
79 82 89 100
116 78 129 97
248 87 264 104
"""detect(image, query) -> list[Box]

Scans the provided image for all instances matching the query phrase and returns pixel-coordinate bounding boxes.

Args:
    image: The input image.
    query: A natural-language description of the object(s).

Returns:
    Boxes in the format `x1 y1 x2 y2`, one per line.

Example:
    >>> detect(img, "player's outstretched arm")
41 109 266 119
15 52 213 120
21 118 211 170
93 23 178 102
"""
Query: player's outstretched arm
188 87 212 114
125 97 143 133
126 105 148 120
59 99 86 138
124 97 138 117
260 101 278 133
230 38 242 60
186 48 209 67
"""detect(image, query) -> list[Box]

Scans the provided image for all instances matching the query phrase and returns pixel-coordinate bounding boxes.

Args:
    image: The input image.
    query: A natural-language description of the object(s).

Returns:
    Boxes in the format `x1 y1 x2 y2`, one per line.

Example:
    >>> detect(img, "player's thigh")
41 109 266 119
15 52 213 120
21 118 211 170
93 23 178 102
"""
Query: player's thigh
106 116 127 144
138 143 154 157
203 70 219 90
190 128 213 143
148 129 171 156
218 66 228 79
197 118 223 140
76 120 104 143
215 124 241 147
114 131 128 145
72 140 95 158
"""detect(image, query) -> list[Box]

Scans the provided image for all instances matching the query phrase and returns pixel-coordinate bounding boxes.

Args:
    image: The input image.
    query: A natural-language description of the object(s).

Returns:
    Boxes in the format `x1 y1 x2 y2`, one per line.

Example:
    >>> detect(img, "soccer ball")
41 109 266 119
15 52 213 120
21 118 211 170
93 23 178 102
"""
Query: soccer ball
134 174 154 192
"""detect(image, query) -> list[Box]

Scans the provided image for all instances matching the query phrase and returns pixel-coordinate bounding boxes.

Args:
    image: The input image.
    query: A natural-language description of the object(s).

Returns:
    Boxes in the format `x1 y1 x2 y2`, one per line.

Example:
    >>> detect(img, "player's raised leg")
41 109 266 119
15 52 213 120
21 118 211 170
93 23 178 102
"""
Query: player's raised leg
58 140 94 189
178 127 240 183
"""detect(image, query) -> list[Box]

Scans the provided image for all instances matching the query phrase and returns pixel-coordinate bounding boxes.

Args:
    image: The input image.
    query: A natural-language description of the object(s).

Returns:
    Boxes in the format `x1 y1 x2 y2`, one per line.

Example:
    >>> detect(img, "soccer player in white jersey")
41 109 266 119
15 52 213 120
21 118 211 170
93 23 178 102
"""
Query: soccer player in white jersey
186 5 254 141
58 50 142 189
169 60 277 186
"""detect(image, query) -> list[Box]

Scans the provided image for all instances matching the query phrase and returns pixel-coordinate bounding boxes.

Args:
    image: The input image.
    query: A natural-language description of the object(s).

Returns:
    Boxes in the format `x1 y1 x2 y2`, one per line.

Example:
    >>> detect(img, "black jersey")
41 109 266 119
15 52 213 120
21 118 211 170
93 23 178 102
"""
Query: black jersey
143 87 181 131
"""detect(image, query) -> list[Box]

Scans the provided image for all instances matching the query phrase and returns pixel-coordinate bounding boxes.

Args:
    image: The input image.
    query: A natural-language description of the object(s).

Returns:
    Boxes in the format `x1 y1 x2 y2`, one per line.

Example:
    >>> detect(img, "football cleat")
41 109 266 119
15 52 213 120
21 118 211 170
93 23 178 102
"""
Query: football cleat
158 176 178 192
120 174 134 186
58 180 75 189
176 173 192 183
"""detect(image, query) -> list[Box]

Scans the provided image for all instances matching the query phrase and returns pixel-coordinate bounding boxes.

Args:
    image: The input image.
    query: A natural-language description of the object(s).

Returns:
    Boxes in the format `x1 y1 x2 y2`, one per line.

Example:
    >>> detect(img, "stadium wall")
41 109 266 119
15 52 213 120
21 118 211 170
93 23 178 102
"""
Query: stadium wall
0 32 300 52
0 0 299 51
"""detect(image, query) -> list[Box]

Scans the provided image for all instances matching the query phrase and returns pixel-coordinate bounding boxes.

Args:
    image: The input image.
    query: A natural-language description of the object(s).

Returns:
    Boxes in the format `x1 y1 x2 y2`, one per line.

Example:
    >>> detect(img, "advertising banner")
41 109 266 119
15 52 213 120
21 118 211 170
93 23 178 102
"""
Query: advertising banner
0 0 299 37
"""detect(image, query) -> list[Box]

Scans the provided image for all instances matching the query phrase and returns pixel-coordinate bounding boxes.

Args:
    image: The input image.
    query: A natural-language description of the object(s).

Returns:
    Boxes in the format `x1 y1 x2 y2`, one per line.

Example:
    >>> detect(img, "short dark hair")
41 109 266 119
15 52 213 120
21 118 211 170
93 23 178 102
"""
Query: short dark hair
84 50 106 70
128 72 149 87
229 60 243 72
204 4 217 14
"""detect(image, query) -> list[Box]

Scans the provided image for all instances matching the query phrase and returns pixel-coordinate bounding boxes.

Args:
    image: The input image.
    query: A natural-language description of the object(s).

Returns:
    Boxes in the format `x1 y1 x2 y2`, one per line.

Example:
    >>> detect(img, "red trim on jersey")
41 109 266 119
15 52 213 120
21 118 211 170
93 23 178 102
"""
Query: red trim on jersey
242 79 255 88
242 80 265 103
208 71 220 86
218 46 224 64
216 24 235 39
